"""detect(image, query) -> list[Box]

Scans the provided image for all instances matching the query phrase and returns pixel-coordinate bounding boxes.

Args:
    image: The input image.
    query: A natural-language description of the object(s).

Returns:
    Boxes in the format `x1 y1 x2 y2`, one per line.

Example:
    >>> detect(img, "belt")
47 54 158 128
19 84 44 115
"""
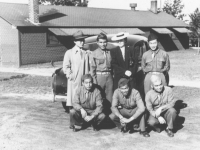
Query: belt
148 72 162 75
96 71 111 75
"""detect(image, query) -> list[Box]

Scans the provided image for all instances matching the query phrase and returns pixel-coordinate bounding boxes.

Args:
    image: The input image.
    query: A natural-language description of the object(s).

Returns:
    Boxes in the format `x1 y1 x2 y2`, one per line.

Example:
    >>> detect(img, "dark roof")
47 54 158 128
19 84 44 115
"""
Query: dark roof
0 2 188 27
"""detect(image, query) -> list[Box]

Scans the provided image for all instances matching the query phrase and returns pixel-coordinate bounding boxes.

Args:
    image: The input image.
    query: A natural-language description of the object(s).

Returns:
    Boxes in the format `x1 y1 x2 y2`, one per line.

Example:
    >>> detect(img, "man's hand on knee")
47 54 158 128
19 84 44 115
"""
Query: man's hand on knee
84 115 94 122
158 116 166 124
80 108 87 119
120 117 131 124
155 107 163 118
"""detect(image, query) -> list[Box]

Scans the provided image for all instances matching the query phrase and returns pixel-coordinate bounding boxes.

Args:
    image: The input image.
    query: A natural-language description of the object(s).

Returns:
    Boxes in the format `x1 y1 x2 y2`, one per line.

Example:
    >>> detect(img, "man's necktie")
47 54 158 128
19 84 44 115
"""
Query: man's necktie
152 52 155 59
85 91 89 101
157 94 163 104
104 51 108 67
80 49 83 59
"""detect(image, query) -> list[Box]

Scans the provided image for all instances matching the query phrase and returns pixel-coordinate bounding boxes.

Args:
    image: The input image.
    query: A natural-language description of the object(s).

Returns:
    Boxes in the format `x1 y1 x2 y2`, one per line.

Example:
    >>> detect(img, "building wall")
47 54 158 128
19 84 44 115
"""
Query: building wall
174 32 189 49
19 27 69 65
0 18 20 67
141 28 189 51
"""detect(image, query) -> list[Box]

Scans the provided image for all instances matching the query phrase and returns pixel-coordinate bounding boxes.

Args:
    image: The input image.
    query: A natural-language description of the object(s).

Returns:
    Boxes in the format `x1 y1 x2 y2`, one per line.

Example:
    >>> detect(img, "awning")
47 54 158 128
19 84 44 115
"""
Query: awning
48 28 145 36
152 28 173 34
48 28 67 36
101 28 145 35
61 28 101 35
173 28 192 33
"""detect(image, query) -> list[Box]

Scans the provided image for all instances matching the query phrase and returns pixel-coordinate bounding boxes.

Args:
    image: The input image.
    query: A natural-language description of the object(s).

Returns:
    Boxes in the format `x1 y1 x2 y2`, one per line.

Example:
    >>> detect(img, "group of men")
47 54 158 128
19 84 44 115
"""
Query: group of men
62 30 177 138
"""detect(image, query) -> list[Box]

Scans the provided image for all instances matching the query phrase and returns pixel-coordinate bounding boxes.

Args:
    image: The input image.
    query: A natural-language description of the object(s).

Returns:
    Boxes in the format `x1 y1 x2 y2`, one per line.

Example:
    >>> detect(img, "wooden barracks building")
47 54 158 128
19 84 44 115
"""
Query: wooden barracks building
0 0 191 67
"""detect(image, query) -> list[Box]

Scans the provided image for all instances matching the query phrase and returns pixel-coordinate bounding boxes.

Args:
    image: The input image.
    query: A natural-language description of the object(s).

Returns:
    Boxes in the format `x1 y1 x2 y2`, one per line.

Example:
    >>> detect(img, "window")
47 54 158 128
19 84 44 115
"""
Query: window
46 32 62 46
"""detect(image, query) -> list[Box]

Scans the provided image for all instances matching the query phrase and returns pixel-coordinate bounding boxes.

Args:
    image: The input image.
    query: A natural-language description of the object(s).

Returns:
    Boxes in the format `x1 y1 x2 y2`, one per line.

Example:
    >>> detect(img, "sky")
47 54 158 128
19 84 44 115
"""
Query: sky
0 0 199 20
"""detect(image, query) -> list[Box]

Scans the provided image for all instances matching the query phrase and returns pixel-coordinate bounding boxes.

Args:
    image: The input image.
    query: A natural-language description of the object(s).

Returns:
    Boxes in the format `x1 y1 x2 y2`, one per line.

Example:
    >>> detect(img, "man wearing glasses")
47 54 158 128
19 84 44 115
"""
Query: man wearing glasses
109 78 150 137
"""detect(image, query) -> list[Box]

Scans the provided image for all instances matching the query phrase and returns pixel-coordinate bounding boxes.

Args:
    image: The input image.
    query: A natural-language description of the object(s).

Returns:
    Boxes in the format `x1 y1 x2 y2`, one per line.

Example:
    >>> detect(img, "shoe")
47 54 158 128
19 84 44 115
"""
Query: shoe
133 124 140 131
92 124 99 131
140 131 150 137
165 128 174 137
69 125 78 132
152 126 161 133
121 126 128 133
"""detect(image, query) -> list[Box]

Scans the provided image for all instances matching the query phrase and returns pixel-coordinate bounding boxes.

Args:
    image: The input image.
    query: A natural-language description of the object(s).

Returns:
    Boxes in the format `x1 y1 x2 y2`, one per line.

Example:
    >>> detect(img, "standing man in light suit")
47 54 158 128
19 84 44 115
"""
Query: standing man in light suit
63 30 90 109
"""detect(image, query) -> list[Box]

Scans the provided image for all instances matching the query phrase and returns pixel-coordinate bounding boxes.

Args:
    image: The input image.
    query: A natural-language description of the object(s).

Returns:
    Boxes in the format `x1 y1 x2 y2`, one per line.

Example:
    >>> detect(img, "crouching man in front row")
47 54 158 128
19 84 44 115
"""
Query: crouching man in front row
109 78 150 137
146 75 177 137
70 74 106 132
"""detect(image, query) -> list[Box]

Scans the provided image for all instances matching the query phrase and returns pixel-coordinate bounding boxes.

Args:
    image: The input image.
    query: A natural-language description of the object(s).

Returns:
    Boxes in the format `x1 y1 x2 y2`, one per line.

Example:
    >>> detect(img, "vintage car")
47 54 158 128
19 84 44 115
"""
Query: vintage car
52 34 168 111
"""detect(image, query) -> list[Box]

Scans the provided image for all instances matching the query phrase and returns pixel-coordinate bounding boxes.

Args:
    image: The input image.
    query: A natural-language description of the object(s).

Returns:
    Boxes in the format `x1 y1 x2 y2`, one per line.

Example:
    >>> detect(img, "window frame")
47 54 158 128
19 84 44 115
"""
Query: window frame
46 31 63 47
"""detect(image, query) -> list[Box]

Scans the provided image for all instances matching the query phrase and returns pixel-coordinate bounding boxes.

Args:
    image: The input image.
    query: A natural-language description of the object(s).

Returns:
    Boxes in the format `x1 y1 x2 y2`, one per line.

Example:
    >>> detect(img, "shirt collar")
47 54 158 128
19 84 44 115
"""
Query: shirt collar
74 46 83 54
98 48 108 54
151 48 160 54
120 46 125 50
83 85 94 94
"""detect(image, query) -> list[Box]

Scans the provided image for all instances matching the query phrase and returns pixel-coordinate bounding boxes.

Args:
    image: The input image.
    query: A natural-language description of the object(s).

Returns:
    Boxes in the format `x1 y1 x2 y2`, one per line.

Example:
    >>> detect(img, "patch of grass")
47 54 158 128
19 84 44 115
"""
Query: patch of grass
0 75 52 95
0 72 27 81
168 49 200 81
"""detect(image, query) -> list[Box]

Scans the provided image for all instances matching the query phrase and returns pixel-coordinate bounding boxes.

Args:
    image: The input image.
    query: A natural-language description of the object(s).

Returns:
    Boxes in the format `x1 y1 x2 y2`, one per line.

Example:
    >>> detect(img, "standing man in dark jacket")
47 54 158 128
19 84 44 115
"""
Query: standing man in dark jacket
111 32 138 91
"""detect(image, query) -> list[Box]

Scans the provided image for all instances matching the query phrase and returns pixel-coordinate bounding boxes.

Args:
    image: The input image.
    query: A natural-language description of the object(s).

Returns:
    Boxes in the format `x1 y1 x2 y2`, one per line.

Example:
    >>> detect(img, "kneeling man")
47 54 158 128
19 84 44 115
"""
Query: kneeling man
109 78 150 137
70 74 106 132
146 75 177 137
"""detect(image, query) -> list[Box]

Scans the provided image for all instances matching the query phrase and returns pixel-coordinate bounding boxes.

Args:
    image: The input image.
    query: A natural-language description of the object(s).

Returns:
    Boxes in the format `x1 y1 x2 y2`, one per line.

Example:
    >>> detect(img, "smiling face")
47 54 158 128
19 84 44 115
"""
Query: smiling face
152 78 164 93
74 39 85 48
119 84 130 96
97 38 107 50
148 39 158 51
82 78 93 91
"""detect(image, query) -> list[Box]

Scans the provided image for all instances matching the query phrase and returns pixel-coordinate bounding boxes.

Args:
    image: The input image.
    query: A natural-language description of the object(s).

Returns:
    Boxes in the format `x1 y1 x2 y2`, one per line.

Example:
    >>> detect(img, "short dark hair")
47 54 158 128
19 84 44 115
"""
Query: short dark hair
118 77 130 88
82 74 93 83
148 33 158 42
96 33 108 42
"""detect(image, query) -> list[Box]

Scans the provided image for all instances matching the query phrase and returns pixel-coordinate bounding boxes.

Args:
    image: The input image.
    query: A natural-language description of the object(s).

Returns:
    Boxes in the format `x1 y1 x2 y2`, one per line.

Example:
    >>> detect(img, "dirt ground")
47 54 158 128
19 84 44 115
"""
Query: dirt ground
0 49 200 150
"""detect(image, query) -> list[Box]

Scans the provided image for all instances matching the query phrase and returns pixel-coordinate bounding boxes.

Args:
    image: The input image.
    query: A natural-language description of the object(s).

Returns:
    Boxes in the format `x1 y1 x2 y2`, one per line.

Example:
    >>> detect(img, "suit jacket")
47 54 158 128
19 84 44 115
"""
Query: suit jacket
110 45 137 90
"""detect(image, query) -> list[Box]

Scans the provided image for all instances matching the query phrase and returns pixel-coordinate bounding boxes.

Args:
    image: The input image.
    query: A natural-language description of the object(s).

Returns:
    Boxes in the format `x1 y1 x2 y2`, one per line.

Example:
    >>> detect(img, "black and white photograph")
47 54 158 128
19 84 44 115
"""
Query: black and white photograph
0 0 200 149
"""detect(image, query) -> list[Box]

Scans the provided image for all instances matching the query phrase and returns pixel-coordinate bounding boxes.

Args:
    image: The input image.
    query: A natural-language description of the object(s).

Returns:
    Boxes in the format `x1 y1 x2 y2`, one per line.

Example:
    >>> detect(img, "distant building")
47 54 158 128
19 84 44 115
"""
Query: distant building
0 0 191 67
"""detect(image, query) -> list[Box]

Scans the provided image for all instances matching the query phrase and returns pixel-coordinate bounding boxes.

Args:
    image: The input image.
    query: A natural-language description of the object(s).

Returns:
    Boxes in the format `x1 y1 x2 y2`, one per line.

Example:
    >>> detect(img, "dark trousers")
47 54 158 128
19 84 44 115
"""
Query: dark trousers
148 108 177 130
70 109 105 127
109 107 146 132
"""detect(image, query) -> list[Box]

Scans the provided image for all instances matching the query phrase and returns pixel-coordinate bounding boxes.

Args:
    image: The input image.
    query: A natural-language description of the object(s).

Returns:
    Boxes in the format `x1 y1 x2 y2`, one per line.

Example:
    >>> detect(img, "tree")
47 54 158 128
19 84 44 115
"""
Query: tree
162 0 185 20
39 0 88 7
189 8 200 54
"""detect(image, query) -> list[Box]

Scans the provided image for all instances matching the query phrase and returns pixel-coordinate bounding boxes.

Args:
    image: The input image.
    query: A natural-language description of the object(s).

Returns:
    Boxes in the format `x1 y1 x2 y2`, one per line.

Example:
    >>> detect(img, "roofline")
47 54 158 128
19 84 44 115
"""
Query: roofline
16 26 189 28
0 16 13 26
